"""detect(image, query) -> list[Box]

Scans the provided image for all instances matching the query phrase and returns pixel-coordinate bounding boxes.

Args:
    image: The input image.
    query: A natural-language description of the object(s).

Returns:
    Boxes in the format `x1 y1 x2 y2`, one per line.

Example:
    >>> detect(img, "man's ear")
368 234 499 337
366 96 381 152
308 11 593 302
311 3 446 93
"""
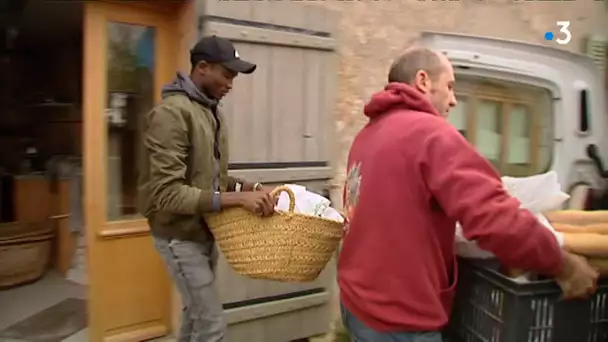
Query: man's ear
413 70 431 93
195 61 210 75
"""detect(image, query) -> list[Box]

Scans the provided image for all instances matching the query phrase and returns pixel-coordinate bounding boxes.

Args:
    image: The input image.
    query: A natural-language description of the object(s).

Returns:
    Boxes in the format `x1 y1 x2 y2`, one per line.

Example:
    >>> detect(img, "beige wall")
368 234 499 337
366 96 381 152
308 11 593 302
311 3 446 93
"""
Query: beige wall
318 0 608 196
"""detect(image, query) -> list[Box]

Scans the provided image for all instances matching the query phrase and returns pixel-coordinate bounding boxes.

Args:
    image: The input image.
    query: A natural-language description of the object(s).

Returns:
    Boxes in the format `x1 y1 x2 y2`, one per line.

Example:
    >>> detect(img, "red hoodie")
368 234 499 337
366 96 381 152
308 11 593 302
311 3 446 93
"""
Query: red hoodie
338 83 564 332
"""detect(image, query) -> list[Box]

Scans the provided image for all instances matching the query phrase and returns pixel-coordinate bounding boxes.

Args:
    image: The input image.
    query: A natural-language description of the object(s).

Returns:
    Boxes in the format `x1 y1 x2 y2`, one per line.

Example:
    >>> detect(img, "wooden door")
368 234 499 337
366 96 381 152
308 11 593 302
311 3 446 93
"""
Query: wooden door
188 1 340 340
82 2 180 341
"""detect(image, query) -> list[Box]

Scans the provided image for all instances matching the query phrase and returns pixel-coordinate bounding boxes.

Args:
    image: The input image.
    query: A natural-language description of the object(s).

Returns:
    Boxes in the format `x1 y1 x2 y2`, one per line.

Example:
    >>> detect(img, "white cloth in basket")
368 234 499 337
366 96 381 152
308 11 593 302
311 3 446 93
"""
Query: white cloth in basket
275 184 344 223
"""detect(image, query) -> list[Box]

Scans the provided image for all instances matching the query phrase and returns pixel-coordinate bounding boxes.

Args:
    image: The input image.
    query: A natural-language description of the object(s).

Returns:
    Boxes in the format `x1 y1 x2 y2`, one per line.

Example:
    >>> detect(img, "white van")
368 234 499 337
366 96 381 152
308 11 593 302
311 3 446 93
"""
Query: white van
419 31 608 209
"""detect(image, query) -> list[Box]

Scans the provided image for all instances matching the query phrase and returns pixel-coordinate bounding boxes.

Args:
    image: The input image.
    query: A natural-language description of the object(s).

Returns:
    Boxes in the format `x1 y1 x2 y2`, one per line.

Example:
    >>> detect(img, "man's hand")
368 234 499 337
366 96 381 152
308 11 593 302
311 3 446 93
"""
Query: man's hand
253 183 280 205
237 191 275 217
555 252 599 300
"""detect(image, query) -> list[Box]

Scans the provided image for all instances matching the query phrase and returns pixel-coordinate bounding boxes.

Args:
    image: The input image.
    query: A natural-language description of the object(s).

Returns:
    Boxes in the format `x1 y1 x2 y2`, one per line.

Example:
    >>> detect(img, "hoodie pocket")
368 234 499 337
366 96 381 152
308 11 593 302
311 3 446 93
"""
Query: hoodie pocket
439 256 459 312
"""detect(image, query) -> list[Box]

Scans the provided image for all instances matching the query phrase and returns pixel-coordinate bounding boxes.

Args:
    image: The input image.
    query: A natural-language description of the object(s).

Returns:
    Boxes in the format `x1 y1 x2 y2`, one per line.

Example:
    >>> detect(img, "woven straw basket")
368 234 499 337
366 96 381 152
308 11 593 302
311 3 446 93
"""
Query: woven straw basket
204 185 344 282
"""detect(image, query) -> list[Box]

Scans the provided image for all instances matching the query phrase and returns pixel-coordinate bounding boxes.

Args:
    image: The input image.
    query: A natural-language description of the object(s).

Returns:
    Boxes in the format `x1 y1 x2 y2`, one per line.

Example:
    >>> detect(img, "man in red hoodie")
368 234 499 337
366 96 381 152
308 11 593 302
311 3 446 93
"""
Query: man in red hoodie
338 47 598 342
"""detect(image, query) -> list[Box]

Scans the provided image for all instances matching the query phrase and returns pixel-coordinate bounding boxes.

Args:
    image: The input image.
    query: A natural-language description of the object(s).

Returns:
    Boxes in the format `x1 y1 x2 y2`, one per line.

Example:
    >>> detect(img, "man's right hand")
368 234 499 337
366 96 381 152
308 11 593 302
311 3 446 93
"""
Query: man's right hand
237 191 276 217
555 251 599 300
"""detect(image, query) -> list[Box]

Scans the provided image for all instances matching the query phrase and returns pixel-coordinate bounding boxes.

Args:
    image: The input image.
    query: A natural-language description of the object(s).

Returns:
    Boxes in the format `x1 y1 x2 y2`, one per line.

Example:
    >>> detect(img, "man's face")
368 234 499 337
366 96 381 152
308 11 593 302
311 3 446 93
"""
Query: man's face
195 62 238 100
414 55 457 118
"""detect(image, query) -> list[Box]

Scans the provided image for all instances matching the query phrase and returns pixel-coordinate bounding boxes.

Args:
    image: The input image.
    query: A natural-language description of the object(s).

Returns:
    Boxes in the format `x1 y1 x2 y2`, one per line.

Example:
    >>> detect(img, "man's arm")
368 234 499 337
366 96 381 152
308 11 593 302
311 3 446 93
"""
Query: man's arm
420 120 564 276
145 105 244 213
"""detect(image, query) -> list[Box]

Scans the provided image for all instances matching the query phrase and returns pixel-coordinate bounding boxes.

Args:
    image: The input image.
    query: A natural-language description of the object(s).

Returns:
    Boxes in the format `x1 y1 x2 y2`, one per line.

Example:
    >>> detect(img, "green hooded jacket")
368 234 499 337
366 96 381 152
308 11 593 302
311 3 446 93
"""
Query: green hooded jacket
138 72 242 242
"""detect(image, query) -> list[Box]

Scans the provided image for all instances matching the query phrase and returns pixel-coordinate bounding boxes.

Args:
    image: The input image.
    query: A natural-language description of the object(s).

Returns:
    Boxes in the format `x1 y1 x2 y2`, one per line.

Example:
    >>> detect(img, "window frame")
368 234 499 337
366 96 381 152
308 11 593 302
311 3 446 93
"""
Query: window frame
455 80 545 177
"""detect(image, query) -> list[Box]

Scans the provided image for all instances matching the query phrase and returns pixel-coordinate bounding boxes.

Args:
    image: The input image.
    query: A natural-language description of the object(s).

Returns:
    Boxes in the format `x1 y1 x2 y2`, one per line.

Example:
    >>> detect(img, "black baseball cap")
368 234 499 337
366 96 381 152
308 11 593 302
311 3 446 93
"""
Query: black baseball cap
190 35 256 74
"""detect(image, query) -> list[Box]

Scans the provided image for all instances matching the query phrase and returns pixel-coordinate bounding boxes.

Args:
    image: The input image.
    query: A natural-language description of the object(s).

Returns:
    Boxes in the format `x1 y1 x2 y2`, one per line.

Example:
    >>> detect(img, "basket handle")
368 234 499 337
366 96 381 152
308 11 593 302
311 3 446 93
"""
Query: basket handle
269 185 296 213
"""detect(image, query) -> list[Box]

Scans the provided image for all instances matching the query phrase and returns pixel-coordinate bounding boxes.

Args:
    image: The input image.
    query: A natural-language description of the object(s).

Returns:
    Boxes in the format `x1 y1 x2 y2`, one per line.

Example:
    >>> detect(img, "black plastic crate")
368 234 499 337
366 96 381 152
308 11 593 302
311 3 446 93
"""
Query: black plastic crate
447 258 608 342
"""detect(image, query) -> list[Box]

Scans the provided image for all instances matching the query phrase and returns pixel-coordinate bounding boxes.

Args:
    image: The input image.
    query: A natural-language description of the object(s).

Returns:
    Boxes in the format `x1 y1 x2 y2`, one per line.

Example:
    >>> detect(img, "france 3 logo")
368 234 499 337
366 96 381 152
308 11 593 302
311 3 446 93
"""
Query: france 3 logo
544 21 572 46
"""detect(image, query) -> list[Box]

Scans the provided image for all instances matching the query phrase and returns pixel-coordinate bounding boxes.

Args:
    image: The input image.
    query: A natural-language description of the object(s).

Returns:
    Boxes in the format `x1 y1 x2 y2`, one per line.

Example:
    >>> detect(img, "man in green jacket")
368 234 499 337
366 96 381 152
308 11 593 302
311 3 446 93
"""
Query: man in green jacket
138 35 275 342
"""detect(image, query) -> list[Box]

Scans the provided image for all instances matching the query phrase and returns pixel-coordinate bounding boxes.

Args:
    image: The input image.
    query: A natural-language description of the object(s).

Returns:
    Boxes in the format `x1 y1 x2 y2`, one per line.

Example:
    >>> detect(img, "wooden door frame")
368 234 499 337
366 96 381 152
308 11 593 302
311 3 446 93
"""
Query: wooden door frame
82 1 185 340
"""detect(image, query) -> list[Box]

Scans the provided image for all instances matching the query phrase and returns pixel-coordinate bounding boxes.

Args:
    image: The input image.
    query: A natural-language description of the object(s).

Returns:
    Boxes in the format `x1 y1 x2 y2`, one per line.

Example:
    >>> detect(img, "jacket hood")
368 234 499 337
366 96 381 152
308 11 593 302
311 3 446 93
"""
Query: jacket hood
363 82 439 119
161 71 217 108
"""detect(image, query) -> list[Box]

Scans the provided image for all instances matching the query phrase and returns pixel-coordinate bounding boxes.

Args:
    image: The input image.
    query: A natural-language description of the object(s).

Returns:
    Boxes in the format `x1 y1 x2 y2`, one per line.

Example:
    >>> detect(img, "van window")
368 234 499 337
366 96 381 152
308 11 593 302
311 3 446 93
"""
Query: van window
447 75 553 177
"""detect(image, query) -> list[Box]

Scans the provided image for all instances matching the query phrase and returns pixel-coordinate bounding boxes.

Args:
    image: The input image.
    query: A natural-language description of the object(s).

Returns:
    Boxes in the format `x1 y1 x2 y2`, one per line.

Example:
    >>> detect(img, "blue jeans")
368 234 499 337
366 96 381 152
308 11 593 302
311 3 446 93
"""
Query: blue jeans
154 237 226 342
341 303 443 342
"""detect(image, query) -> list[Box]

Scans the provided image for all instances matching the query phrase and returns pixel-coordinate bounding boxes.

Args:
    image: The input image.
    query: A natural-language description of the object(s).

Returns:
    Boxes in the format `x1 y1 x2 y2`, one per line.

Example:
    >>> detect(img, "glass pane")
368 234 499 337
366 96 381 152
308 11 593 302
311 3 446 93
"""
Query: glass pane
507 105 531 165
475 100 502 163
448 97 468 137
456 74 553 176
106 22 156 221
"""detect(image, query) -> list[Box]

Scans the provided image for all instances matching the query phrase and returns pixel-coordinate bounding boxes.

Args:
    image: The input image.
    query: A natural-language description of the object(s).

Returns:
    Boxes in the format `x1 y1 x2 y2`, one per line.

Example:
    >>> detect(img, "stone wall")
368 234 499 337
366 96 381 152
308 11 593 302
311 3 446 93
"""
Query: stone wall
319 0 608 200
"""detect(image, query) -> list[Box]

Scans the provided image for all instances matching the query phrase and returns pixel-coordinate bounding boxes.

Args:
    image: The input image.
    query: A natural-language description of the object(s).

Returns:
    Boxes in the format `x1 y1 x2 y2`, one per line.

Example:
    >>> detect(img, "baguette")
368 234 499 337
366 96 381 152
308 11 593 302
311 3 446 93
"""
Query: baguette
500 266 527 278
587 258 608 276
553 222 587 233
544 210 608 226
563 232 608 257
553 222 608 235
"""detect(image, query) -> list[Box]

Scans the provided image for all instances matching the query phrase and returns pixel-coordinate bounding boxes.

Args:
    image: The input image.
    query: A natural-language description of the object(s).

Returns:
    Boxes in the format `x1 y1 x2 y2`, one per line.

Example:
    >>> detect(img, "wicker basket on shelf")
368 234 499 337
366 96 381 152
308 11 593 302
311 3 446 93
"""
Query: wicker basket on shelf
204 185 344 282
